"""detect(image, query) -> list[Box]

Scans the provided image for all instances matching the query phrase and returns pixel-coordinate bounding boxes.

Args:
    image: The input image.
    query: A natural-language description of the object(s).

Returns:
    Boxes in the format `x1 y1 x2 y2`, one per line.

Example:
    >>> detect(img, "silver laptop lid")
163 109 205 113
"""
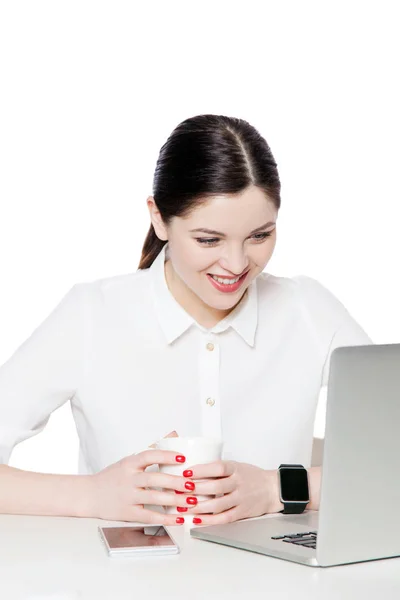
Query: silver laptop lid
317 343 400 566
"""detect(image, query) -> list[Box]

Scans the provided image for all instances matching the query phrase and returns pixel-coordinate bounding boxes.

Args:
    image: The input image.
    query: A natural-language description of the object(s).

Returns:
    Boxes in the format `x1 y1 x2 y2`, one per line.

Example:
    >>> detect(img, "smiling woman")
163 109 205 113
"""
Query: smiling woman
0 114 372 526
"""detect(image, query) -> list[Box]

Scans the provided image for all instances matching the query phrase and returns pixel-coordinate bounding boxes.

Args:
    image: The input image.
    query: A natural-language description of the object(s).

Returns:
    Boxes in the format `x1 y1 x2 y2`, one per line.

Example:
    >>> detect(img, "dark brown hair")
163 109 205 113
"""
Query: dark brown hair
138 114 281 269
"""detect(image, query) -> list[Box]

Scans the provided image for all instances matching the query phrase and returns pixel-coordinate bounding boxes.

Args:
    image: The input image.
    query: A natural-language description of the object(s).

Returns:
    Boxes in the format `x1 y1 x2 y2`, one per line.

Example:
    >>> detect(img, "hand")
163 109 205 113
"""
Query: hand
183 460 284 525
89 449 197 525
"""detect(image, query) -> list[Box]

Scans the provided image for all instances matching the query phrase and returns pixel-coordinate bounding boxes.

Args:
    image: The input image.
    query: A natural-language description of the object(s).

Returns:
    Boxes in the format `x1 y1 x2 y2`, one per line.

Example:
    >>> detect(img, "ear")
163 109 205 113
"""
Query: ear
146 196 168 241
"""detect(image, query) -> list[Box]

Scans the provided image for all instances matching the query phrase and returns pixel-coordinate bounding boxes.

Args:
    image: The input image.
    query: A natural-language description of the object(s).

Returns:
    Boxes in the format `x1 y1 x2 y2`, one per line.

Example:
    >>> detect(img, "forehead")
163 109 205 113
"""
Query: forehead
181 187 278 231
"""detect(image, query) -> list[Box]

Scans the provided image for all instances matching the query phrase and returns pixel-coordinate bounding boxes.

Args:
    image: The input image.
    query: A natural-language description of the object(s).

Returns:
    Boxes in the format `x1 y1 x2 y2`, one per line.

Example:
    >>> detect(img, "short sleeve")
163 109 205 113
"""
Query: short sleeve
320 312 373 386
293 275 374 386
0 283 85 464
294 276 373 439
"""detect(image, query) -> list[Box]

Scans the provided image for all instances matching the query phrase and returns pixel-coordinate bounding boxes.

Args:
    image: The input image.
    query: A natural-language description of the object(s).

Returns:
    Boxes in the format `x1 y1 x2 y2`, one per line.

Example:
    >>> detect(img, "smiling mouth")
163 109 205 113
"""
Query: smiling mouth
208 271 249 285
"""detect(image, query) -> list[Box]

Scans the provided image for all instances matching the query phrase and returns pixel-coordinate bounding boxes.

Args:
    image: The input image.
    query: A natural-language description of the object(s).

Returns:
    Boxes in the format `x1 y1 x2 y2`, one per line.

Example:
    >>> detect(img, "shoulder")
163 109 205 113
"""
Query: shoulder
256 271 329 300
257 271 343 302
256 272 352 326
257 271 333 295
71 268 151 308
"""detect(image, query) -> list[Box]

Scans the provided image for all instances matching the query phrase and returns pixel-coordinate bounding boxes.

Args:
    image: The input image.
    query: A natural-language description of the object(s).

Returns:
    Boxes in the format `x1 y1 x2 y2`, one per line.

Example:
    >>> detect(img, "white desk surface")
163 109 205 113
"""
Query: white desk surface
1 512 400 600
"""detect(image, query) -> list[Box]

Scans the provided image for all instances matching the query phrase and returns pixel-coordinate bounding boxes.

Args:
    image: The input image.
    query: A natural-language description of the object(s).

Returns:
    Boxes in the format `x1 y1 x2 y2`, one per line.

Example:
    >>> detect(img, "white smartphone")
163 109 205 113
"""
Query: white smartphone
98 525 180 557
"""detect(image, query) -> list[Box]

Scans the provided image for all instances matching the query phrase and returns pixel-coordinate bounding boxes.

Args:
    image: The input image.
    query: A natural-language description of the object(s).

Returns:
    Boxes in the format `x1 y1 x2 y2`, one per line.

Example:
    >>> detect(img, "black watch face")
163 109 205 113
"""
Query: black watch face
280 468 309 502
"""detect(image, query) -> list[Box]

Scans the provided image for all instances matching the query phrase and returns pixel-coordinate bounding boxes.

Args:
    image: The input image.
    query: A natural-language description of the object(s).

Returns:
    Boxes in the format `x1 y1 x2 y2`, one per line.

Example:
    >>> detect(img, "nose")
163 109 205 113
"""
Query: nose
219 247 250 277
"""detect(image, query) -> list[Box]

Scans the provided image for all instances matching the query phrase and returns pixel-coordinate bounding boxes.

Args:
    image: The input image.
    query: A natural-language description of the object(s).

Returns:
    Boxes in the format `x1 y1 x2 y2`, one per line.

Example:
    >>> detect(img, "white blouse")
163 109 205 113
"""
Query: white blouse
0 243 373 474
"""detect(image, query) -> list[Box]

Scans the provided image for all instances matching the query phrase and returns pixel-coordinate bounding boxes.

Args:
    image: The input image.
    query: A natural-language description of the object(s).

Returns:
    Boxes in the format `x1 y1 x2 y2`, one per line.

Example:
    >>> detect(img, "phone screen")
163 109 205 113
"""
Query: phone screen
100 525 177 550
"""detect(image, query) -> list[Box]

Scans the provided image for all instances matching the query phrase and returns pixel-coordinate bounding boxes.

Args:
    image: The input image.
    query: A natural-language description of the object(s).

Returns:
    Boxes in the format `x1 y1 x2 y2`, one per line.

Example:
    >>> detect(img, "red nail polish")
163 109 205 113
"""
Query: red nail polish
186 496 197 505
193 518 202 524
183 469 193 477
185 481 195 491
176 455 186 463
176 517 184 524
177 506 187 512
175 490 184 494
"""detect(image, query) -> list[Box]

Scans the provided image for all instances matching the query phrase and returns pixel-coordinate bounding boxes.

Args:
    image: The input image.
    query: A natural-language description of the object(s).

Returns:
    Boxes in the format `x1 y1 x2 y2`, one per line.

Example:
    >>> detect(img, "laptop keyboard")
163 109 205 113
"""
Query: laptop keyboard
271 531 317 549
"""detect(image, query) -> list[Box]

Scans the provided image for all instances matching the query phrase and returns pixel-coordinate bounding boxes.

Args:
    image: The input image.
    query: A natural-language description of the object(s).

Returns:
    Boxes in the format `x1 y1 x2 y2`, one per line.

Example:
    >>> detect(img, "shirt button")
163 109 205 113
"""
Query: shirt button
206 397 216 407
206 343 215 351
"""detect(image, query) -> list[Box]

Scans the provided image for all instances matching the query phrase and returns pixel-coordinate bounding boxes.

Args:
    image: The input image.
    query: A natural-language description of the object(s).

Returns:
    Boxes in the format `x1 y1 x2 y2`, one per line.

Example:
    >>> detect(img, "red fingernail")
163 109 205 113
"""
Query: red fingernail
183 469 193 477
185 481 195 491
177 506 187 512
186 496 197 505
176 517 184 524
193 518 202 524
175 490 184 494
176 455 186 463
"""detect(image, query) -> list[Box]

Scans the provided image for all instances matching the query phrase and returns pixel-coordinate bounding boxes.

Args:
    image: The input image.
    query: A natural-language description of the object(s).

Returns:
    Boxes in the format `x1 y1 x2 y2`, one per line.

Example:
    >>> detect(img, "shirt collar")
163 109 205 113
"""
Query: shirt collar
149 243 258 347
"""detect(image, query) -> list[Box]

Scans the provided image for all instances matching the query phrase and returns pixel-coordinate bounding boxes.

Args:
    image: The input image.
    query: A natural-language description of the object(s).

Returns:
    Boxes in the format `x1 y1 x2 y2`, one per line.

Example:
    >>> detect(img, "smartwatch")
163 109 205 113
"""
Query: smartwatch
278 464 310 514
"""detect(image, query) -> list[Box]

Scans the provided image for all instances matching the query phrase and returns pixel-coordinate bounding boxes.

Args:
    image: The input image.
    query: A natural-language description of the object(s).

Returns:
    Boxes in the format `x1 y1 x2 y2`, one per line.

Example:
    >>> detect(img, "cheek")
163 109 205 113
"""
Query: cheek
252 241 276 267
187 248 218 274
175 252 212 278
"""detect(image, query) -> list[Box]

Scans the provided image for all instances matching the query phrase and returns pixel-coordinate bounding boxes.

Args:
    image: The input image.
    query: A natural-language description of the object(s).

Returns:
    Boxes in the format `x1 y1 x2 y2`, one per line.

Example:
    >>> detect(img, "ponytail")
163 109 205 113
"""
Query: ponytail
138 224 167 269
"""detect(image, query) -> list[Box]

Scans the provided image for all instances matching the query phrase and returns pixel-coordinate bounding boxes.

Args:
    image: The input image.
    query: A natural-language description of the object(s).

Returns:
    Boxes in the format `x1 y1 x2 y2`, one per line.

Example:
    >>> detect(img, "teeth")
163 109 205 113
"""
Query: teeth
211 274 241 285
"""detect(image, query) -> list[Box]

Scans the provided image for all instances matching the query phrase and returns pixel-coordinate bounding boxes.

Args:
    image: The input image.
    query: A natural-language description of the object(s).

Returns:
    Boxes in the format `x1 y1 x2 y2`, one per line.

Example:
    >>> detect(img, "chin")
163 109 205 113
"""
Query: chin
205 290 247 310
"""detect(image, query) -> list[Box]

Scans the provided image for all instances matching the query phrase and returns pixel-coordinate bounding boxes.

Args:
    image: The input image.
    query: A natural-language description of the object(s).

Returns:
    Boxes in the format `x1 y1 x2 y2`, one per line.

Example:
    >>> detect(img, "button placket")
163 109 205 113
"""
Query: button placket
198 335 221 439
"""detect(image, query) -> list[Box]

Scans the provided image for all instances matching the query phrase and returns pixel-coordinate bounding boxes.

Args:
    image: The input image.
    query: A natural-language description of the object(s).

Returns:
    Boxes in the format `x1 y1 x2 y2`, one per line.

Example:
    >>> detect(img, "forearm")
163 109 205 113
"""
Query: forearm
0 464 95 518
306 466 321 510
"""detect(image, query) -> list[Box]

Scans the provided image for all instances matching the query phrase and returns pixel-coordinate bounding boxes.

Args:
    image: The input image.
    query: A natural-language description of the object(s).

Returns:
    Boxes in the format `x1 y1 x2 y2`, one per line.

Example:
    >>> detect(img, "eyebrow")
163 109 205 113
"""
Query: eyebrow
189 221 276 237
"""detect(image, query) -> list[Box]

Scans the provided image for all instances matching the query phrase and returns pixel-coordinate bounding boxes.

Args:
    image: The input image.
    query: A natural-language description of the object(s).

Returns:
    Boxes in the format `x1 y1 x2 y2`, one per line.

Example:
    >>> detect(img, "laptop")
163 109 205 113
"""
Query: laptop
190 343 400 567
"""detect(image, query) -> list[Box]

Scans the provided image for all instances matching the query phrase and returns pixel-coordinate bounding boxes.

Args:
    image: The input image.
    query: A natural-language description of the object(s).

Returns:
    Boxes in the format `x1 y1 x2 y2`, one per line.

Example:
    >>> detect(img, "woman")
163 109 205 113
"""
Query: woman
0 114 372 526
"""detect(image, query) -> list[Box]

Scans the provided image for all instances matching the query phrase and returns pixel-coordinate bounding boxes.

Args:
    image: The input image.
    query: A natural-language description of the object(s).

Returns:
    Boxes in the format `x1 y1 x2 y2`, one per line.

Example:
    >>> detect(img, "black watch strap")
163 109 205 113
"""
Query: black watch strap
280 503 306 514
279 464 308 514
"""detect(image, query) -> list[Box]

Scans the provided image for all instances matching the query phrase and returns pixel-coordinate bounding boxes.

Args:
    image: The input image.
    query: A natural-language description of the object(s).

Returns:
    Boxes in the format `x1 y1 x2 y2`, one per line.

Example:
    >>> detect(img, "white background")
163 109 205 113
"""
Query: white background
0 1 398 474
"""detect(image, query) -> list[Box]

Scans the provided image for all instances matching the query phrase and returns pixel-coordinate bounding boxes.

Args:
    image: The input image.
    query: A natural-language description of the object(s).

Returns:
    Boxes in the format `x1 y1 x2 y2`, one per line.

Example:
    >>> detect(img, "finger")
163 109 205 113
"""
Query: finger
130 506 187 526
186 491 238 515
148 430 178 449
191 476 235 496
136 471 196 493
134 449 186 469
189 506 240 526
185 460 235 480
138 489 198 508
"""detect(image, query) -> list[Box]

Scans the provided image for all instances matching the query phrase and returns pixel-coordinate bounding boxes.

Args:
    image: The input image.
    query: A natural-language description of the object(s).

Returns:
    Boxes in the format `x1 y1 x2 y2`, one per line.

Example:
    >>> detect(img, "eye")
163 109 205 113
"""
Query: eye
252 231 273 241
195 231 274 247
195 238 220 246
